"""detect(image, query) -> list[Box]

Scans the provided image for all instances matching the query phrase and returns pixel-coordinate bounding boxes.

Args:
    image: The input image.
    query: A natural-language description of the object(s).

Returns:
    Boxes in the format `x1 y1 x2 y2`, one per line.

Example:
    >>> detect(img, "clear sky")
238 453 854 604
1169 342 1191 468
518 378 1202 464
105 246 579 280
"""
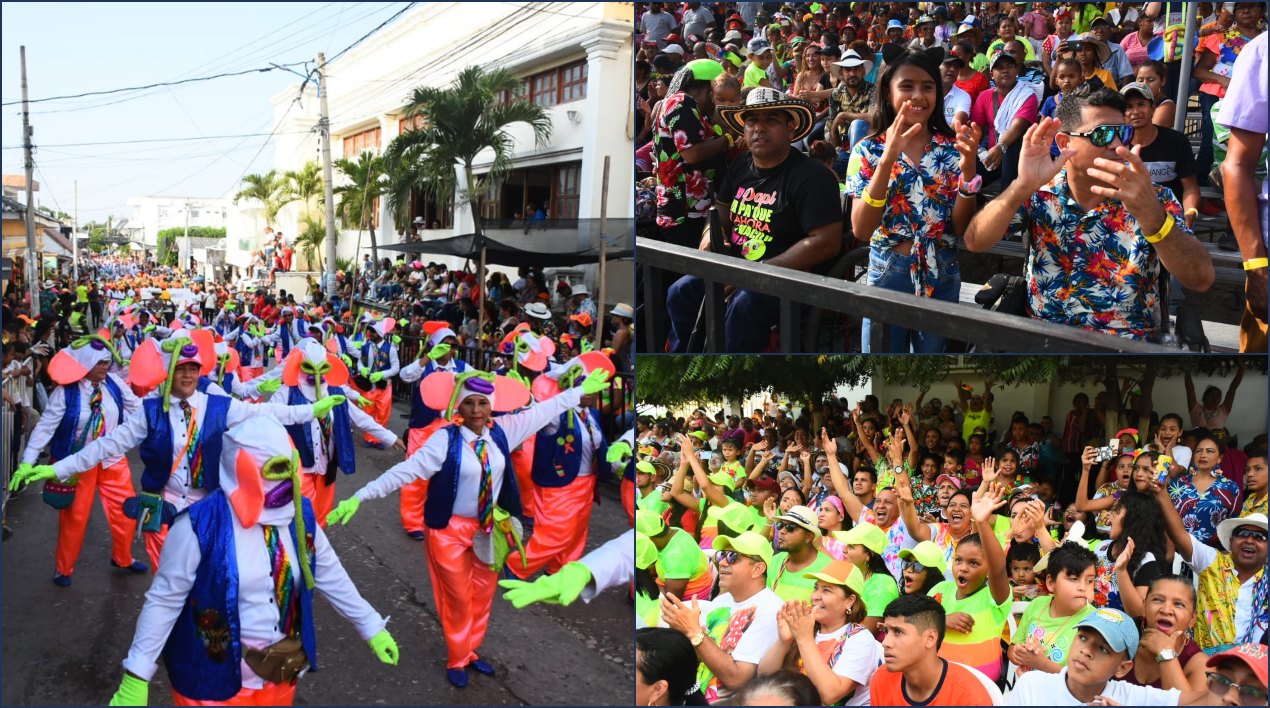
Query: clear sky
1 2 414 225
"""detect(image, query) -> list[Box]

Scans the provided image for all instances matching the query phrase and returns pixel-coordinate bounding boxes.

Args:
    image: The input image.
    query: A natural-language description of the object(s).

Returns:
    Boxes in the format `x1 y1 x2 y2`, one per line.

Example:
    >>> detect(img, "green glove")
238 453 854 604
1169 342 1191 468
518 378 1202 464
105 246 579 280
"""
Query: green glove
356 396 374 410
10 463 57 492
427 343 451 361
256 378 282 394
369 371 385 384
506 370 529 388
580 338 594 353
579 368 611 395
392 334 402 345
606 441 632 465
497 562 592 609
341 354 354 368
368 629 399 665
326 496 361 526
108 673 148 707
143 324 156 333
359 366 371 378
312 394 347 419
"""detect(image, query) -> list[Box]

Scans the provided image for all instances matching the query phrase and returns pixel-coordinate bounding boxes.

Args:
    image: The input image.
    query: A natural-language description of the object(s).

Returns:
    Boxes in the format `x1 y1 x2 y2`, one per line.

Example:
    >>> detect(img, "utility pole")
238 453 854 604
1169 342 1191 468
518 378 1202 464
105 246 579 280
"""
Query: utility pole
317 52 338 300
183 200 192 272
21 46 39 316
73 180 79 282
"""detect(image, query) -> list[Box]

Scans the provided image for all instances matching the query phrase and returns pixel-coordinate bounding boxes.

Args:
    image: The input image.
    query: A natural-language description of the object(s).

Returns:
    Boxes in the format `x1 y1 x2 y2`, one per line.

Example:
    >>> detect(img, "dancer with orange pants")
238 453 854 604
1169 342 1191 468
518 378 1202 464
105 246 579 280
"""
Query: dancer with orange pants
10 328 340 572
107 418 399 707
506 352 615 580
16 334 146 586
326 366 612 687
495 324 559 536
275 340 403 524
352 318 399 448
395 325 468 538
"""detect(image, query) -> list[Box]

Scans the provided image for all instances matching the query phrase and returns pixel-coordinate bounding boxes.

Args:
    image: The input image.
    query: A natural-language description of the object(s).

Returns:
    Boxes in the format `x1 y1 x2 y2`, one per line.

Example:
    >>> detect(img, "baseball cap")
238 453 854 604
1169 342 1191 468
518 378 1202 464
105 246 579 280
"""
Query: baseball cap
663 43 685 55
747 38 774 55
1206 644 1269 692
1075 608 1141 659
1119 82 1155 103
723 29 745 45
803 559 867 596
689 430 709 442
707 471 738 491
989 51 1020 70
636 533 658 570
713 530 774 567
684 58 725 81
747 475 778 493
898 540 948 574
635 509 667 537
708 502 757 535
1090 15 1111 28
775 505 821 535
833 522 887 555
935 473 964 489
886 19 905 31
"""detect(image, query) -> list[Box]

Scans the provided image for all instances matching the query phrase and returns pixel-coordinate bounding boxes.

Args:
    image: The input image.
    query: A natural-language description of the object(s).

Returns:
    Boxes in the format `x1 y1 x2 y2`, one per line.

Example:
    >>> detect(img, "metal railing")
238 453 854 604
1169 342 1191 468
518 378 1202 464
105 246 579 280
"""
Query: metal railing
638 238 1179 354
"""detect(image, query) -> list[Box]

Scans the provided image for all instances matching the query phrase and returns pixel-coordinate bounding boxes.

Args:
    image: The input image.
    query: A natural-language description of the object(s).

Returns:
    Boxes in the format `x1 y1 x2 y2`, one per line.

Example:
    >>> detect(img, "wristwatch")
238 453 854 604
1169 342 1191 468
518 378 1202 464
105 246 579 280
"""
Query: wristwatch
1155 648 1178 663
689 632 706 647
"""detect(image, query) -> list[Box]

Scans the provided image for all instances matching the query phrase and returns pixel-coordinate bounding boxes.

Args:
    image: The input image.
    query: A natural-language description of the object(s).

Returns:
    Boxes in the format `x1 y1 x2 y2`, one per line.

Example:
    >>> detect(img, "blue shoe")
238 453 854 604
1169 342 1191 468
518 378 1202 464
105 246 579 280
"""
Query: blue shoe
112 559 149 573
470 658 495 676
53 574 72 587
371 442 387 450
406 530 425 541
446 668 468 688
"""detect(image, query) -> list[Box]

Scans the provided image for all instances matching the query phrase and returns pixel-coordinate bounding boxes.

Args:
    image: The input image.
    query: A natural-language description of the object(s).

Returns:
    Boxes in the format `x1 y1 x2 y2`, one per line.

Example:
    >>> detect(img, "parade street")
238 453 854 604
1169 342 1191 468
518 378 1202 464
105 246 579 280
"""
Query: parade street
2 398 633 706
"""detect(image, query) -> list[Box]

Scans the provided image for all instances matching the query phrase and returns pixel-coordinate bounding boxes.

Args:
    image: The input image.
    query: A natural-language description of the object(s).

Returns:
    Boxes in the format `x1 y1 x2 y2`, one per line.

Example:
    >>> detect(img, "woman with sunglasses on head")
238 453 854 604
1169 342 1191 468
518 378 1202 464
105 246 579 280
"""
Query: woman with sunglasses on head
1169 433 1241 548
757 560 884 705
964 84 1215 340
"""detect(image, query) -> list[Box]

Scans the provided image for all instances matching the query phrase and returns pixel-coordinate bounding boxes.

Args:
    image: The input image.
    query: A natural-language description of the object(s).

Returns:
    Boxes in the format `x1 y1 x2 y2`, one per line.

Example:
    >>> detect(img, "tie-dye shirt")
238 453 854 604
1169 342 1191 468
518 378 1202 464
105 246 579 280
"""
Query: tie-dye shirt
928 580 1013 682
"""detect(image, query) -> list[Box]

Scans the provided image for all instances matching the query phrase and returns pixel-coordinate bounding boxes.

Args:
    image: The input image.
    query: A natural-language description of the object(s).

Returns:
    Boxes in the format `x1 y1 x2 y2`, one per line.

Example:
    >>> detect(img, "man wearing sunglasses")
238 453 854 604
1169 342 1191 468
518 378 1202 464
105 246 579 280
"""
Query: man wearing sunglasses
769 505 832 602
659 530 783 704
1155 471 1268 653
965 85 1215 342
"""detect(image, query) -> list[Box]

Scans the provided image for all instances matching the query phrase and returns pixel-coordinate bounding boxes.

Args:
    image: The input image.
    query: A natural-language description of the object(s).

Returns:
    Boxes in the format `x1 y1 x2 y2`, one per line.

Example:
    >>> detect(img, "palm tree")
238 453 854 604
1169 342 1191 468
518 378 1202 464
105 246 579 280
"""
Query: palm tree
233 170 285 245
281 161 324 221
293 214 326 271
333 151 385 266
383 65 553 237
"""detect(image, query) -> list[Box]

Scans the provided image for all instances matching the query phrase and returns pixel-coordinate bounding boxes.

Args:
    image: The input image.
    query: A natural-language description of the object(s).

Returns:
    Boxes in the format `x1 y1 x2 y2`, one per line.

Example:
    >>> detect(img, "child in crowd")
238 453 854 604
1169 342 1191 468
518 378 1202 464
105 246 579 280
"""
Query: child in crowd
1007 541 1044 601
1041 57 1085 156
899 541 946 597
1010 541 1098 676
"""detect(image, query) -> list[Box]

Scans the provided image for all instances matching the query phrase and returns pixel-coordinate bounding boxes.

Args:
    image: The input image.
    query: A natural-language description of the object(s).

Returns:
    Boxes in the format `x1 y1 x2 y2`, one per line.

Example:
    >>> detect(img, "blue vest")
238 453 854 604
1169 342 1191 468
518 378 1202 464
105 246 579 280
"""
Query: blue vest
196 373 237 396
408 359 467 429
424 423 521 530
284 386 356 475
163 491 318 701
234 334 254 366
139 395 231 494
49 378 125 462
278 321 296 356
531 407 609 488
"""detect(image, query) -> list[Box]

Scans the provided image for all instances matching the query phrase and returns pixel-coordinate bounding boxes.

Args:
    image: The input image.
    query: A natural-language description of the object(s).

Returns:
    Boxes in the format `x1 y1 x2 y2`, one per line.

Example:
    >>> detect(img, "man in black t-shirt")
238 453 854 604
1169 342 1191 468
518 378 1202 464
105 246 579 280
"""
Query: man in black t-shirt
1122 82 1200 228
665 88 842 352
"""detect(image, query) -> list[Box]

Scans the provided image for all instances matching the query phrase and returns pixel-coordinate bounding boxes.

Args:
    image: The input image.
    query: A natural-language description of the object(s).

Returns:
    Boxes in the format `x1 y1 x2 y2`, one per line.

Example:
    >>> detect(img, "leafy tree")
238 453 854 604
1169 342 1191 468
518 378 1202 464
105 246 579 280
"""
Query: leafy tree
281 161 324 221
155 227 226 268
334 151 385 266
383 66 553 236
233 170 285 238
87 233 108 253
293 215 326 271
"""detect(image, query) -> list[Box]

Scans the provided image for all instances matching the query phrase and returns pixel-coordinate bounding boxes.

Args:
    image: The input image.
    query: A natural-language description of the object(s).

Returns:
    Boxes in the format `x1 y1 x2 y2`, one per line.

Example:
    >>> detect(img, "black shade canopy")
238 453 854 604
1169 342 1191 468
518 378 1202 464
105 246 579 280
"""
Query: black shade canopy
380 219 632 267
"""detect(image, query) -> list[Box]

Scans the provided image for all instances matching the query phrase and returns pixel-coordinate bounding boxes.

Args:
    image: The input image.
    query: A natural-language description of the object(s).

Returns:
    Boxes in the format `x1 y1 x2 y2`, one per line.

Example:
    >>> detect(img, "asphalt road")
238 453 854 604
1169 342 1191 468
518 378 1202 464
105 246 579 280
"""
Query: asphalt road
1 397 634 706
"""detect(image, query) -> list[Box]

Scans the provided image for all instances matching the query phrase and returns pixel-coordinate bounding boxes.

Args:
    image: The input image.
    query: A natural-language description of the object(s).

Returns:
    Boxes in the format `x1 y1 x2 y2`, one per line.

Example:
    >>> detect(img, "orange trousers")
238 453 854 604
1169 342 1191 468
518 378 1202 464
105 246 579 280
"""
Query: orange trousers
507 475 596 579
510 436 536 522
172 680 296 706
238 366 262 383
399 423 443 533
301 473 336 528
621 477 635 527
56 456 138 576
425 516 497 669
361 383 393 444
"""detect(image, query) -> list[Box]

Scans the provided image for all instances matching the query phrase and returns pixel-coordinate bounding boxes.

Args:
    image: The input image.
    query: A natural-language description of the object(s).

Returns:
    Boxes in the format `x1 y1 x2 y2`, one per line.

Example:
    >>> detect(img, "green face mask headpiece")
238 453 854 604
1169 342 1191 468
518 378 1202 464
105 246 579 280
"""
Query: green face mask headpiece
260 451 315 590
300 359 333 399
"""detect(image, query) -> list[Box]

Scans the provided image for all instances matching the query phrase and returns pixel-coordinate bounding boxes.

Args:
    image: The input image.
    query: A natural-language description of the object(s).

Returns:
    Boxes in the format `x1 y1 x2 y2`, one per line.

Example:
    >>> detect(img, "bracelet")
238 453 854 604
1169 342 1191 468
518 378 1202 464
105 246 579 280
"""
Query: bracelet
1184 207 1198 219
1144 214 1174 244
1244 257 1269 271
861 192 887 208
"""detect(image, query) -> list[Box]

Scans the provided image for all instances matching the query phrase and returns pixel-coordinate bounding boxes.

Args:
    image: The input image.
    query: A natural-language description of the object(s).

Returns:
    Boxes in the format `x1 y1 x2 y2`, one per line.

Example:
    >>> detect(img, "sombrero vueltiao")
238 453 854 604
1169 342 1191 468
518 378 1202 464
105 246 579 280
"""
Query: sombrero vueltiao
716 87 816 142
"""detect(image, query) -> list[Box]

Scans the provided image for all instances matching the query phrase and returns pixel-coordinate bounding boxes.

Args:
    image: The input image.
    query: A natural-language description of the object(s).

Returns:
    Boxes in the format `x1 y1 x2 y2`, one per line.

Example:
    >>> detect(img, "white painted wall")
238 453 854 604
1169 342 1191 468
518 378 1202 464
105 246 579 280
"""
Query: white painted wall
126 196 232 247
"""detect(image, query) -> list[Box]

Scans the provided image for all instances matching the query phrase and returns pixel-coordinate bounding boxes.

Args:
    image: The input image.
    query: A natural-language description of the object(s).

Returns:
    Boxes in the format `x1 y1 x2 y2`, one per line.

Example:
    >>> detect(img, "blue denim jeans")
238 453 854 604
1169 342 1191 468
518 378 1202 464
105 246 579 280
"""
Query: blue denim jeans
861 247 961 353
666 275 781 352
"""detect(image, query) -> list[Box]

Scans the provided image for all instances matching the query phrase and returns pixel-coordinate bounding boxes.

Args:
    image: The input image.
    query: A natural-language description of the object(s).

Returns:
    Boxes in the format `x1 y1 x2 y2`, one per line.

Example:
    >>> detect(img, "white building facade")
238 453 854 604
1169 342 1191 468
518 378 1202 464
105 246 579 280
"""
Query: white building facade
126 195 233 247
228 2 633 279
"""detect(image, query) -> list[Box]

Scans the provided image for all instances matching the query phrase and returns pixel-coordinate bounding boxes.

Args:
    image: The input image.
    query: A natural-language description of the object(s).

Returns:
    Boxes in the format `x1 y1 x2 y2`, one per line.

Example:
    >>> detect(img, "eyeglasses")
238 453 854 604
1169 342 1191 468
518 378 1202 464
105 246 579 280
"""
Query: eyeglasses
714 549 762 566
902 559 929 573
1206 672 1269 705
1063 123 1134 148
776 521 804 534
1232 528 1268 543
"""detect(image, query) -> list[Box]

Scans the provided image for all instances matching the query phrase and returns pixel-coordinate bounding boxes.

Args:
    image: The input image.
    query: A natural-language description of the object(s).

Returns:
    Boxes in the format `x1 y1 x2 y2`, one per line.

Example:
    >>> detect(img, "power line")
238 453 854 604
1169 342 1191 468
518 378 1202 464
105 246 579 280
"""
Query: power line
0 63 308 107
0 131 310 150
326 2 419 64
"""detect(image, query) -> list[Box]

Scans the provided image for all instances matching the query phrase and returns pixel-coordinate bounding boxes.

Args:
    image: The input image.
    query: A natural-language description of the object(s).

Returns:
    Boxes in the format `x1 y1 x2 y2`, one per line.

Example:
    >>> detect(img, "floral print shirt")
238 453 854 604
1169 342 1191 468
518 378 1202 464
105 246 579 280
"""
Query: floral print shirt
844 132 963 297
1169 469 1240 546
1015 171 1193 338
654 92 716 229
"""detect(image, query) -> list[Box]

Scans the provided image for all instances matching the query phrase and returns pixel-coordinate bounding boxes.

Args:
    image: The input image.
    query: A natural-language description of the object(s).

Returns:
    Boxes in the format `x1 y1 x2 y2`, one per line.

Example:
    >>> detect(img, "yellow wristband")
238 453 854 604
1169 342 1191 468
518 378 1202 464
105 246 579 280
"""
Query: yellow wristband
1244 257 1269 271
862 192 887 208
1144 214 1174 244
1184 208 1199 218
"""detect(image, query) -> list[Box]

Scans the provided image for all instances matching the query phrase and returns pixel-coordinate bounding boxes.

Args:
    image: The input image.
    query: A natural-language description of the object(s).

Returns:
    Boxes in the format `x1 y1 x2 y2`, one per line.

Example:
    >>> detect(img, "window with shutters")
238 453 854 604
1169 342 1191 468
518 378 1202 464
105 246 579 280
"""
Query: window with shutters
530 71 558 107
341 126 381 157
554 163 581 219
560 61 588 103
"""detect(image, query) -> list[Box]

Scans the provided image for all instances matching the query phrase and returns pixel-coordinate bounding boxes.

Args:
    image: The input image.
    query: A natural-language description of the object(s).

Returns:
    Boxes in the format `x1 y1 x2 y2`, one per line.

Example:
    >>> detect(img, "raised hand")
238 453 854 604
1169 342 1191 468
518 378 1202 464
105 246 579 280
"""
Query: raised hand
763 496 778 521
1016 117 1076 193
579 368 611 394
427 343 451 361
1081 445 1096 469
882 100 926 162
971 480 1008 523
819 428 837 457
980 457 998 486
1086 144 1168 225
1113 537 1136 572
952 117 984 177
786 600 817 640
